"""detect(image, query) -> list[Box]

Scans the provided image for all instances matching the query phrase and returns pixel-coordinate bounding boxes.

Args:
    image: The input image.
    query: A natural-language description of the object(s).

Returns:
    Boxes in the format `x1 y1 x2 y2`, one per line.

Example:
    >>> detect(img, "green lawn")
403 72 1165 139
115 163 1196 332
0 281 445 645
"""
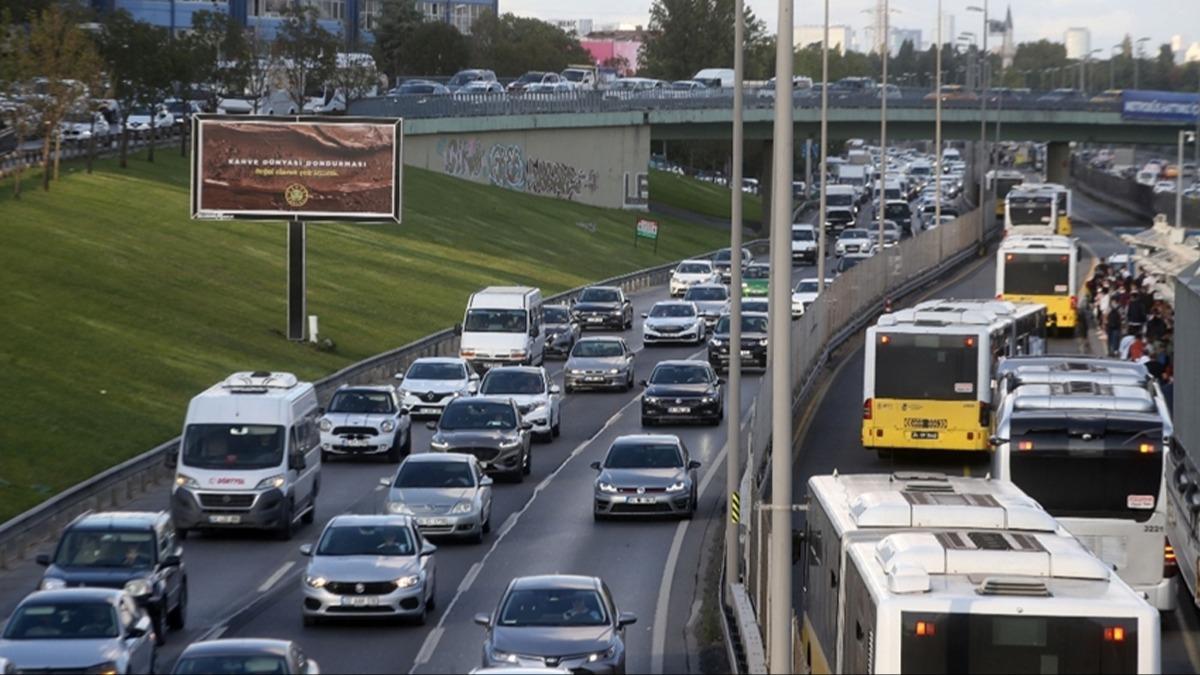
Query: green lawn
0 153 728 522
649 169 763 224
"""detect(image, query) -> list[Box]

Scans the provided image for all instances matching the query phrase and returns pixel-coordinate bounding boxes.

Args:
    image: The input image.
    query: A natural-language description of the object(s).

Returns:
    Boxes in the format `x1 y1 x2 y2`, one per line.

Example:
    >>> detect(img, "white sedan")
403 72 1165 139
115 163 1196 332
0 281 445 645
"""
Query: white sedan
835 228 876 257
792 278 833 317
669 260 719 297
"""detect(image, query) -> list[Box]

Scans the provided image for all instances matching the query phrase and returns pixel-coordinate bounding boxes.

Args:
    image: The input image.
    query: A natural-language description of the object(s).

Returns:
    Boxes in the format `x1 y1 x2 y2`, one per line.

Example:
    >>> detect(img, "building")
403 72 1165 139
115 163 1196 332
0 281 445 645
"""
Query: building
889 27 921 54
1188 42 1200 64
550 18 593 36
417 0 497 35
939 13 955 48
580 29 645 76
1064 27 1091 60
795 24 854 55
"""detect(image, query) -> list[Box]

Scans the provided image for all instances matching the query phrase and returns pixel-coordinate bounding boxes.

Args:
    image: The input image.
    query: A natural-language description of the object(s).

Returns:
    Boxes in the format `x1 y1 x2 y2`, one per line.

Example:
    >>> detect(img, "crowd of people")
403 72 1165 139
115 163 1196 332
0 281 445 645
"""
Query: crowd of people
1082 260 1175 407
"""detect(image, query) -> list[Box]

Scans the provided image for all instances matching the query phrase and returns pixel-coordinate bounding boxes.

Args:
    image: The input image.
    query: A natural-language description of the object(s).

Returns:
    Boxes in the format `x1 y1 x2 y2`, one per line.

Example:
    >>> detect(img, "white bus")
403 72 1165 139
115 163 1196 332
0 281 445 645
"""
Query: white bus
799 473 1161 674
1004 187 1058 236
991 356 1177 611
996 234 1080 335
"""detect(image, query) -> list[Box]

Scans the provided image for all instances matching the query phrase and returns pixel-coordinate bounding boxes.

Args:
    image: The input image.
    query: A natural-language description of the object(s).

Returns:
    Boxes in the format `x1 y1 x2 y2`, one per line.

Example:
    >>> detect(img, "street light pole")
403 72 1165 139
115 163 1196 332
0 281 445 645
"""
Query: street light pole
935 0 943 230
1110 45 1120 90
1178 131 1195 229
1135 37 1150 89
817 0 830 292
969 1 989 230
767 0 794 670
724 0 745 601
878 0 890 252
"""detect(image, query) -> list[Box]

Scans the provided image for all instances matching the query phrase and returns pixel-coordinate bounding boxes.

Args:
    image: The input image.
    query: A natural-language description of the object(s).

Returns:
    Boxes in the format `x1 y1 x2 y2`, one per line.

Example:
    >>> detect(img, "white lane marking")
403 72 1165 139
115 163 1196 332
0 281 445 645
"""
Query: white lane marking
207 625 227 640
256 561 295 594
407 393 646 675
458 562 482 594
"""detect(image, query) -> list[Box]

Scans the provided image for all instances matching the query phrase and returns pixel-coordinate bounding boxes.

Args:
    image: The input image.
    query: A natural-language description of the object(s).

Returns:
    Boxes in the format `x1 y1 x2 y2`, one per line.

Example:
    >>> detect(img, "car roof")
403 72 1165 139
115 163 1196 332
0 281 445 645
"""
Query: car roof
483 366 544 376
327 513 414 529
611 434 682 446
449 395 516 406
687 284 727 290
582 285 620 292
70 511 166 531
653 359 711 368
410 357 467 366
22 588 125 605
402 452 475 464
576 335 626 343
510 575 601 591
677 259 713 266
179 639 294 659
335 385 395 394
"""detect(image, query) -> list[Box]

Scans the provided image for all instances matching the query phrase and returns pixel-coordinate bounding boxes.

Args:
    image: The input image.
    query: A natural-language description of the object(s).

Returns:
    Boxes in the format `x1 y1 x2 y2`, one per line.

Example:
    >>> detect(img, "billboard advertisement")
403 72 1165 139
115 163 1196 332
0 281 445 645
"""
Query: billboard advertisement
191 116 402 223
1121 90 1200 124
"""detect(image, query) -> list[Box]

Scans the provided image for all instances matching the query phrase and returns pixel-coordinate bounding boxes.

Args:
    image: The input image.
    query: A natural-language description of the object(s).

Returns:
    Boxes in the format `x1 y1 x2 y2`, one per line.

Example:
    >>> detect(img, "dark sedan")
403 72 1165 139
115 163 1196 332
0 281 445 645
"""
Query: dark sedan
707 312 769 371
428 397 533 481
542 305 580 358
571 286 633 331
640 360 724 426
475 575 636 674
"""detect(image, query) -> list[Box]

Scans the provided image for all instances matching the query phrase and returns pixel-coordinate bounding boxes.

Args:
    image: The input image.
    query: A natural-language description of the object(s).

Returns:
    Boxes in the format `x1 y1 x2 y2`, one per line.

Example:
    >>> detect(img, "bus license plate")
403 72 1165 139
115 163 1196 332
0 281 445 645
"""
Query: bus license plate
912 431 939 440
341 596 379 607
209 515 241 524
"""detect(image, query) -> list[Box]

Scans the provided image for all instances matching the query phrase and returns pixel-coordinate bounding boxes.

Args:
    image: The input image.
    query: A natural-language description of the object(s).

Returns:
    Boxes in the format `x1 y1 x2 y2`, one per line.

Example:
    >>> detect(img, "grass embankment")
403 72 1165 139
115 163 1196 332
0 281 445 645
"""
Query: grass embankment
0 153 728 522
649 169 764 224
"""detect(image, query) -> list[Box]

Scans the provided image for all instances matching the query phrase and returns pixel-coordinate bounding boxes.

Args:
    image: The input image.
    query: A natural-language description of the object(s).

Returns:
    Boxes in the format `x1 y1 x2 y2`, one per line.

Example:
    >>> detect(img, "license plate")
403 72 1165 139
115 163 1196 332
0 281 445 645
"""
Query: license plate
340 596 379 607
912 431 939 440
630 497 657 504
343 439 368 447
668 407 691 414
588 317 603 323
418 407 440 415
417 517 450 527
585 376 605 382
208 514 241 524
740 350 753 357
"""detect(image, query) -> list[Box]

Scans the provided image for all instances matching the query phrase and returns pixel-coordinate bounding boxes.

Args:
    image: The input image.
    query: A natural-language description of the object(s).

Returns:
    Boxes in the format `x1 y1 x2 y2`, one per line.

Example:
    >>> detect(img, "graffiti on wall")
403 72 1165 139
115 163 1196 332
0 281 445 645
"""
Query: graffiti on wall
437 137 599 201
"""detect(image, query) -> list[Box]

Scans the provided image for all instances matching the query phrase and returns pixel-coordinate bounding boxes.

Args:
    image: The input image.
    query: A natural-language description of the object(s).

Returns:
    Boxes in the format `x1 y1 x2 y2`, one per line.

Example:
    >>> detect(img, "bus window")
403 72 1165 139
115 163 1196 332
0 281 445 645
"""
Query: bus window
1007 197 1053 226
1003 253 1070 296
875 334 979 400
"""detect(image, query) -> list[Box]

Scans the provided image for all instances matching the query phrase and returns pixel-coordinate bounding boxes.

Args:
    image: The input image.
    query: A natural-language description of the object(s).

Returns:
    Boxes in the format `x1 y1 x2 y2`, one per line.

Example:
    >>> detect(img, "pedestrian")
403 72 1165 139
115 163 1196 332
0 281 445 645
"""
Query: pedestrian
1105 306 1123 356
1146 310 1167 344
1118 327 1138 361
1126 292 1148 333
1128 333 1146 361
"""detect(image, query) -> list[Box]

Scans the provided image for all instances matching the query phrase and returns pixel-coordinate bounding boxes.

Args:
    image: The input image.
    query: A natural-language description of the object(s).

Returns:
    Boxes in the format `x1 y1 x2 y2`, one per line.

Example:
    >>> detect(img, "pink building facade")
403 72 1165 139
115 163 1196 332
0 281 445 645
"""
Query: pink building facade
580 37 643 75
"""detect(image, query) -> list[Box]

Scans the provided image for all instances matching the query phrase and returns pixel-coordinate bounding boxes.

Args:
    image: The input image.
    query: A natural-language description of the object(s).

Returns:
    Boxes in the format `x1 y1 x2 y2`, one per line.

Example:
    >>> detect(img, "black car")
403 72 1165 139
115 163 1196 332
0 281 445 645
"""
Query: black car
825 207 855 233
883 200 913 236
36 511 187 645
640 360 724 426
707 312 769 371
428 397 533 480
712 248 751 284
542 304 580 357
571 286 633 331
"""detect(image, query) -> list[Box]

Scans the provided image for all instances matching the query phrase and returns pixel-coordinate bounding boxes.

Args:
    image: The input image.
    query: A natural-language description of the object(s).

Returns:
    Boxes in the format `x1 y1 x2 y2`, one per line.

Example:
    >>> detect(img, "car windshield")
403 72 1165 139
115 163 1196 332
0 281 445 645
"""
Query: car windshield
3 602 119 640
743 300 769 313
827 193 854 207
439 401 517 430
885 203 910 217
605 442 683 468
792 229 814 241
328 390 394 414
481 371 545 396
685 287 727 302
579 288 620 303
464 308 527 333
518 72 544 83
745 265 769 280
499 588 609 627
650 304 696 318
715 315 769 334
449 71 482 86
543 307 570 324
393 461 475 488
172 656 291 674
182 424 284 470
651 365 711 385
796 280 821 293
571 341 623 358
842 229 868 239
677 263 711 274
713 250 733 263
406 362 466 380
53 530 155 568
317 525 415 557
563 70 586 82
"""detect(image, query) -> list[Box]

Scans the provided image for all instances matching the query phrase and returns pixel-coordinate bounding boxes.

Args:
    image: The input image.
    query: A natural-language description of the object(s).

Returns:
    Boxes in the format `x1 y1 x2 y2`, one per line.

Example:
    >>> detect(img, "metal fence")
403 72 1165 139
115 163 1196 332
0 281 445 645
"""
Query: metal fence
1070 159 1200 227
0 126 187 178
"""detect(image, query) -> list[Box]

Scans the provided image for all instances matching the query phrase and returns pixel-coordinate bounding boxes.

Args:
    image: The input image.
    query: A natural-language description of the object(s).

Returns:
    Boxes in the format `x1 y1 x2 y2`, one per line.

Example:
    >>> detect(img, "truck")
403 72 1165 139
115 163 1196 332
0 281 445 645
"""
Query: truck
835 164 869 203
562 64 599 91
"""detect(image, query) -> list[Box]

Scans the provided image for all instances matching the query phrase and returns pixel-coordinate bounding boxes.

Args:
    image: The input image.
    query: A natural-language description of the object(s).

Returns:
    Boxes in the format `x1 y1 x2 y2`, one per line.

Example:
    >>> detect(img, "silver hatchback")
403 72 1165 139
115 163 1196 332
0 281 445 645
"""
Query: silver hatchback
382 453 494 543
591 435 701 519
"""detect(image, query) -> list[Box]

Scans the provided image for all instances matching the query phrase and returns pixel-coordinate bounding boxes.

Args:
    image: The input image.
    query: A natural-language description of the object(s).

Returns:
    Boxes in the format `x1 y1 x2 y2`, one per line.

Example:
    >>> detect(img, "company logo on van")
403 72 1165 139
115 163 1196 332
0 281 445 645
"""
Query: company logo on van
209 477 246 486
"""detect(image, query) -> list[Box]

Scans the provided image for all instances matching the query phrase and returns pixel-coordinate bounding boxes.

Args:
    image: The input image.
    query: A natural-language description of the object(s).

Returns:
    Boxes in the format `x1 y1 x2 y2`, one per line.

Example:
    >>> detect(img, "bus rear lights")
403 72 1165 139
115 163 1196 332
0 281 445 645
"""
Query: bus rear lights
1139 443 1156 454
880 335 891 345
863 399 873 421
964 337 976 347
915 621 935 637
1165 540 1179 577
1070 296 1078 310
1018 441 1034 451
1104 626 1126 643
1005 254 1015 261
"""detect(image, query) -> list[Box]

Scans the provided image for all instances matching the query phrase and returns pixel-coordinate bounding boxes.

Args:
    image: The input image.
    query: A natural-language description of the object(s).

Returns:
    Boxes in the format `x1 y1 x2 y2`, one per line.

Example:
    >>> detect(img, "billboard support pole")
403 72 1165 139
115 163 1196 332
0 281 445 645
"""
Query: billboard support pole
288 221 307 341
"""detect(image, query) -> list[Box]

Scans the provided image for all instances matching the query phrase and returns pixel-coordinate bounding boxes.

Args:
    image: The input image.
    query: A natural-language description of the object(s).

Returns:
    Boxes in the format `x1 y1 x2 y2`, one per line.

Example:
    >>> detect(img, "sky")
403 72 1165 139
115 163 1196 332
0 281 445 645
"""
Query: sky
503 0 1189 53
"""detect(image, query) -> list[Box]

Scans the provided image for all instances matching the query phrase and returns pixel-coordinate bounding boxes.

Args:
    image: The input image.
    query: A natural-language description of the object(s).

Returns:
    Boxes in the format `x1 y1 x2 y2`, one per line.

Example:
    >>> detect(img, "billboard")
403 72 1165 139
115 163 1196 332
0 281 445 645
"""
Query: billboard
191 115 402 223
1121 90 1200 124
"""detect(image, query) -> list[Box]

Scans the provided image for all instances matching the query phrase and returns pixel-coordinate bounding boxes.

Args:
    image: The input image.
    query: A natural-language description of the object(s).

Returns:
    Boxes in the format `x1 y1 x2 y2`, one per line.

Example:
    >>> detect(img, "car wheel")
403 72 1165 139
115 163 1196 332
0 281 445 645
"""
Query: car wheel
320 450 330 463
552 414 561 437
402 427 412 454
176 528 189 541
303 614 318 627
641 415 654 427
151 607 166 646
386 437 403 463
426 578 437 611
565 383 575 394
300 499 315 525
276 500 296 541
482 510 492 534
166 581 187 631
593 510 606 522
523 447 532 475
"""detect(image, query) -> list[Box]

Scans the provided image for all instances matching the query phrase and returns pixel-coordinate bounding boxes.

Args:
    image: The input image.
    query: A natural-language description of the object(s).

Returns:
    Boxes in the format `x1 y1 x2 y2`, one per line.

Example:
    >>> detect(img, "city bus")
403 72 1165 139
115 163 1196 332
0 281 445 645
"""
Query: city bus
986 169 1025 218
991 356 1177 611
912 299 1048 358
1026 182 1073 235
799 473 1161 674
1004 186 1058 236
996 234 1079 335
862 303 1041 454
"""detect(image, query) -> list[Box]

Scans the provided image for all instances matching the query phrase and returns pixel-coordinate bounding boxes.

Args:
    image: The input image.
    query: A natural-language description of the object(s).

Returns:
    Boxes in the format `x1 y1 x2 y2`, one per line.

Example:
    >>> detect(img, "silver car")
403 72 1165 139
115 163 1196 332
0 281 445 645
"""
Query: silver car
478 366 562 441
396 357 479 417
0 588 156 674
641 301 705 345
590 435 701 520
564 337 636 392
171 639 319 674
300 515 437 625
318 385 412 462
382 453 494 543
682 284 730 329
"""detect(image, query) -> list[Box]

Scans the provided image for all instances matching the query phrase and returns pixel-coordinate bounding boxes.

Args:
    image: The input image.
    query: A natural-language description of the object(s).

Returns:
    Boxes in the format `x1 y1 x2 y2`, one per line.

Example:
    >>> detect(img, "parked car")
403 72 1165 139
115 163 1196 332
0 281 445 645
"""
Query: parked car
58 111 110 140
447 69 498 92
455 80 505 96
390 80 450 96
36 511 186 645
171 639 319 674
395 357 479 417
640 360 724 426
571 286 633 331
564 337 637 392
1153 180 1177 195
590 435 702 519
641 301 706 345
125 104 174 131
542 305 580 358
707 312 769 371
474 576 636 672
478 366 562 441
300 515 437 625
0 589 156 674
429 397 533 480
318 385 412 462
508 72 559 94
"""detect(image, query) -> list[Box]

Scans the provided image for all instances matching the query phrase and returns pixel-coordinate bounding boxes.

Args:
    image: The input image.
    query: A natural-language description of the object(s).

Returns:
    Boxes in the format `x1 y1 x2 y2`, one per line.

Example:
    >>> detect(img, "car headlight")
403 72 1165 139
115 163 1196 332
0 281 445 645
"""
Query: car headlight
305 575 328 589
430 439 451 451
666 481 687 493
256 474 286 490
491 649 519 664
84 662 119 675
588 646 617 662
124 578 153 597
608 368 620 375
174 474 199 488
387 501 414 515
529 401 547 412
644 396 660 404
499 437 522 449
318 418 333 432
702 396 714 404
598 482 617 493
570 369 584 375
709 338 722 347
40 577 67 590
396 574 422 588
450 501 473 514
759 338 769 346
380 420 396 433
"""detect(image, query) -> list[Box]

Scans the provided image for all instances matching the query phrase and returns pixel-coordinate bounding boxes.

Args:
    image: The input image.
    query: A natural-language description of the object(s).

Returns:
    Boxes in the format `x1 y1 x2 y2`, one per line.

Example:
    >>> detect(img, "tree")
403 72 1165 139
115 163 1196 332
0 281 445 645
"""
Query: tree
371 0 423 79
189 10 251 112
274 4 339 113
327 52 383 109
397 20 469 76
638 0 765 81
469 12 594 76
16 6 102 191
97 10 170 168
601 55 630 76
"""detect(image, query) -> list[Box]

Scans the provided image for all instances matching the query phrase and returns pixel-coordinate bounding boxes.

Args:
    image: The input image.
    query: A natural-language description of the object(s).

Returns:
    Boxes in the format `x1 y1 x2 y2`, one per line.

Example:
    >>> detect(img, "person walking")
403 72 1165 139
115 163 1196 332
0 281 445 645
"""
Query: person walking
1105 305 1123 356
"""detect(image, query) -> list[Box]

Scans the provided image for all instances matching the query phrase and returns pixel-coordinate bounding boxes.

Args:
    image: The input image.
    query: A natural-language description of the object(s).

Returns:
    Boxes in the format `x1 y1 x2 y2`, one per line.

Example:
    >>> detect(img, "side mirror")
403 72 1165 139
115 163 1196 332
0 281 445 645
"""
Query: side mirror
590 461 602 471
426 422 438 431
470 372 481 382
164 452 178 470
299 543 314 556
161 554 182 568
549 384 561 395
317 407 325 415
639 380 649 387
641 313 649 319
394 373 405 382
688 460 702 470
288 452 306 471
420 541 437 557
529 326 538 338
480 476 494 487
988 436 1007 447
617 611 638 628
35 553 51 567
473 613 492 627
521 422 534 431
128 614 153 638
717 378 726 385
379 476 392 487
468 382 479 394
453 323 463 336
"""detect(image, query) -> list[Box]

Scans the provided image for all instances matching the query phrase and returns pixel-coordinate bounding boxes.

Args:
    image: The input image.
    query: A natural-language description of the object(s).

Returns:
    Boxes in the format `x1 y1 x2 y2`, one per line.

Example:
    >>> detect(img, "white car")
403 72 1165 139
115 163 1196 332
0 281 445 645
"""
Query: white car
124 105 174 131
58 112 109 140
683 284 731 328
1152 181 1176 195
318 385 412 462
395 357 479 417
792 277 833 317
835 228 875 257
642 300 706 344
881 220 901 247
670 259 719 297
791 224 818 264
478 366 562 441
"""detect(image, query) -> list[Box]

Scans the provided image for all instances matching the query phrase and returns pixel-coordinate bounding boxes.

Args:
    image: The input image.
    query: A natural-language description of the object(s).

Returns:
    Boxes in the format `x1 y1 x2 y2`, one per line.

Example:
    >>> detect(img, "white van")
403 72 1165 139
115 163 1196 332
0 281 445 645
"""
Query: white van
692 68 735 89
168 371 322 540
457 287 545 374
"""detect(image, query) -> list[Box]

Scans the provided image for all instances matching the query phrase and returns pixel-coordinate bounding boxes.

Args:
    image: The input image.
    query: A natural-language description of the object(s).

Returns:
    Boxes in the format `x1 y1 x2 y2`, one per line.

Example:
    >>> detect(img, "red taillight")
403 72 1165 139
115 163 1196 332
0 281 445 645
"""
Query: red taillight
1165 539 1179 577
995 293 1004 300
915 620 935 637
1005 254 1015 261
880 334 891 345
965 337 976 348
1018 440 1034 451
863 399 873 421
1070 295 1078 310
1104 626 1126 643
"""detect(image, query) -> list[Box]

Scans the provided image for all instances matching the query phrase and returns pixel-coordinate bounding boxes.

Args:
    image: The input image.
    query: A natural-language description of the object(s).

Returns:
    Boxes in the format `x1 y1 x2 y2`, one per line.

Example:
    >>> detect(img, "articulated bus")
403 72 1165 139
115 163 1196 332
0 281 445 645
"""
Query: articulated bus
986 169 1025 218
996 234 1079 335
1004 187 1058 236
862 301 1047 454
991 356 1177 611
799 473 1161 674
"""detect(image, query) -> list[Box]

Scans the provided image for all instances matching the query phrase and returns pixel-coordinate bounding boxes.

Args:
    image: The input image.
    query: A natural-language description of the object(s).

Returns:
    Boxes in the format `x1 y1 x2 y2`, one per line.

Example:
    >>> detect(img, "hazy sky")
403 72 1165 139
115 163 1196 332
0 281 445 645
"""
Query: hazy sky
504 0 1189 53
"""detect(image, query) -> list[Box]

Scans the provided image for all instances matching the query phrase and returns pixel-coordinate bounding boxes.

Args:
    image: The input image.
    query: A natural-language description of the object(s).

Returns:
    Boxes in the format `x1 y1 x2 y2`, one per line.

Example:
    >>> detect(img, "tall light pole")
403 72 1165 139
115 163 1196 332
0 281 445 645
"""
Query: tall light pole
968 1 989 230
1178 131 1195 229
935 0 943 235
877 0 891 252
1110 44 1121 90
1082 48 1102 92
1135 36 1151 89
817 0 830 292
766 0 794 671
724 0 745 602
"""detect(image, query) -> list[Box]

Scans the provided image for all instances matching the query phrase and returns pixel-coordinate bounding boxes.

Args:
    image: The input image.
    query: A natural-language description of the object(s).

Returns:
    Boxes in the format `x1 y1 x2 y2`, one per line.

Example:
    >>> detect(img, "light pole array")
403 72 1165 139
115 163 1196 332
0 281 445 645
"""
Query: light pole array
878 0 891 252
1178 131 1196 229
935 0 944 229
817 0 830 292
968 1 989 229
1110 44 1121 90
724 0 745 603
1135 36 1151 89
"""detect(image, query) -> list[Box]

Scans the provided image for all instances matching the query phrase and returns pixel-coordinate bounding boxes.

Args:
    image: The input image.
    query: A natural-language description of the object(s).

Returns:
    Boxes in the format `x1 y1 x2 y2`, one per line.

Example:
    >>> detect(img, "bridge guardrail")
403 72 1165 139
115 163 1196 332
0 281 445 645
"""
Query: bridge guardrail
0 237 767 569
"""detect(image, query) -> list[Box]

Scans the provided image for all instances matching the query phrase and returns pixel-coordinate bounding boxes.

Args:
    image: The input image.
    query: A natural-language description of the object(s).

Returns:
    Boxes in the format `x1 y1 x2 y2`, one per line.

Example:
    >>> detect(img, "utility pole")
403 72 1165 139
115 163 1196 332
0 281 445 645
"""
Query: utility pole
725 0 745 601
1134 37 1150 89
767 0 794 670
878 0 890 252
935 0 943 232
968 1 989 231
817 0 830 292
